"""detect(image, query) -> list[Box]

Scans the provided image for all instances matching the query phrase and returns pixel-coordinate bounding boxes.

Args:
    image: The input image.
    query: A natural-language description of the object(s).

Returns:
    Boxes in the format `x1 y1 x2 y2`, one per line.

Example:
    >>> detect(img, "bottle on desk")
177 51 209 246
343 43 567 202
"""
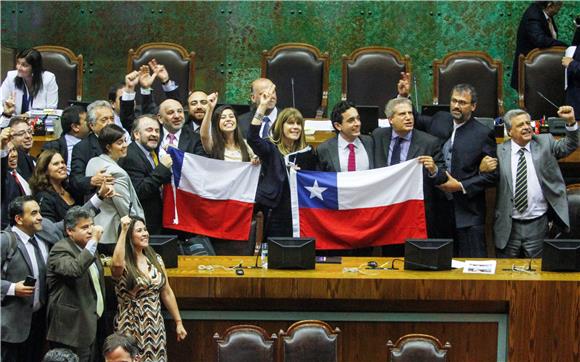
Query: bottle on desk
261 242 268 269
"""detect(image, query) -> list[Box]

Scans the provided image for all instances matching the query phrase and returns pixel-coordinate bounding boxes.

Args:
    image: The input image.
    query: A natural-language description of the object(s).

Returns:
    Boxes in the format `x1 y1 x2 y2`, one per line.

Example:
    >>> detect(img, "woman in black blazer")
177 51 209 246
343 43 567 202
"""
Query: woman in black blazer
247 85 315 237
29 149 80 222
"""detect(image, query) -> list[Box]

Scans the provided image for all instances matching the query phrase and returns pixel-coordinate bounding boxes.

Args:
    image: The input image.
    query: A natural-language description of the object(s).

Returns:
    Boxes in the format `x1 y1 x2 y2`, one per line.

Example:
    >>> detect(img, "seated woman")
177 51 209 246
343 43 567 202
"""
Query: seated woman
1 48 58 126
29 149 80 222
200 92 254 161
86 124 144 247
111 215 187 362
247 85 315 237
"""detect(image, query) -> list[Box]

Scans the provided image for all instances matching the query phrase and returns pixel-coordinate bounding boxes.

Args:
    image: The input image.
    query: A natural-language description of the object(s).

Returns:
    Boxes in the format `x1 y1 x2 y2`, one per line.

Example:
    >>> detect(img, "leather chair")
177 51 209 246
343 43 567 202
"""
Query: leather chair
127 42 195 106
562 184 580 238
433 51 503 118
35 45 83 109
1 45 16 83
278 320 340 362
342 47 411 118
262 43 329 118
518 46 566 120
387 334 451 362
214 324 277 362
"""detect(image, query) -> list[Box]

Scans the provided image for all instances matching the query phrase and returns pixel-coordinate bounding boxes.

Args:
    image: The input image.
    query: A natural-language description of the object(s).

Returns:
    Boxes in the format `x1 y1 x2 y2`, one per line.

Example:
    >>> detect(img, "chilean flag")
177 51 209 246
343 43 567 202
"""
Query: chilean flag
163 147 261 240
289 159 427 250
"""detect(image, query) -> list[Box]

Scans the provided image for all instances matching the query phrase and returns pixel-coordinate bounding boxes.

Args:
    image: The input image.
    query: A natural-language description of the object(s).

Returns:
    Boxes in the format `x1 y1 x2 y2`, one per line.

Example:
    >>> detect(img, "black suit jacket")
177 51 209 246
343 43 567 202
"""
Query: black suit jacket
415 112 497 228
511 3 567 89
118 142 172 234
42 136 68 166
566 42 580 119
238 107 280 139
35 189 75 223
70 133 102 197
16 150 35 181
1 156 27 228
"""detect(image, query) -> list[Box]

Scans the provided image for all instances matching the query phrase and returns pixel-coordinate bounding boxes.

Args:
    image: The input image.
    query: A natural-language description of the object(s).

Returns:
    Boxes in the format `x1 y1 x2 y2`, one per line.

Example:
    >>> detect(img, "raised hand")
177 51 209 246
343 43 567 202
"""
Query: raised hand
3 92 15 115
93 225 104 243
557 105 576 126
397 72 411 98
256 84 276 114
149 58 170 83
139 64 157 89
120 215 132 232
1 127 11 149
207 92 218 110
125 70 140 91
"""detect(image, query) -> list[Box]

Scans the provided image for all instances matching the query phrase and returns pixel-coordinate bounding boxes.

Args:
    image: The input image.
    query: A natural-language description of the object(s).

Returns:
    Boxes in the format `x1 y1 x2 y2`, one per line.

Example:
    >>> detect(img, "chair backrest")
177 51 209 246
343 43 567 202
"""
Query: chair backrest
387 334 451 362
127 42 195 106
1 46 16 83
278 320 340 362
433 51 503 118
35 45 83 109
214 324 277 362
518 46 566 120
262 43 329 118
342 47 411 118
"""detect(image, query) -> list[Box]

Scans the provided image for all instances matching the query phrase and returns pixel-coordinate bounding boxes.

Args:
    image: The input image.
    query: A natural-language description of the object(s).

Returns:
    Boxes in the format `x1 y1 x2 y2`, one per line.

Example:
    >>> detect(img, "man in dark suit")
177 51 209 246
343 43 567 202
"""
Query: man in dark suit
70 100 115 198
46 206 106 362
563 26 580 119
1 196 48 362
481 106 578 257
157 98 205 156
399 80 497 257
42 105 90 173
317 100 374 172
2 127 31 228
119 115 173 234
373 98 448 241
511 1 567 89
238 78 280 138
8 117 35 180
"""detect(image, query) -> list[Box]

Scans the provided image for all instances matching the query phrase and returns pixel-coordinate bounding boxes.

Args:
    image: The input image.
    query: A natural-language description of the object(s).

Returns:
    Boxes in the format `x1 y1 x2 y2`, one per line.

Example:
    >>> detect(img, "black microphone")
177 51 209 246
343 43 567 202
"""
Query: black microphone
526 247 544 272
412 73 419 113
291 78 296 108
391 258 439 271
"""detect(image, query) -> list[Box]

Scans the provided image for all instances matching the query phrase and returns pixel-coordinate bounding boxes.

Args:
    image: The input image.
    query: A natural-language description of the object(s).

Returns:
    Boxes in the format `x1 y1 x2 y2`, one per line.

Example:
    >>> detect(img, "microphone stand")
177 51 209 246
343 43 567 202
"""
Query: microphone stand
291 78 296 109
412 74 419 113
391 258 439 271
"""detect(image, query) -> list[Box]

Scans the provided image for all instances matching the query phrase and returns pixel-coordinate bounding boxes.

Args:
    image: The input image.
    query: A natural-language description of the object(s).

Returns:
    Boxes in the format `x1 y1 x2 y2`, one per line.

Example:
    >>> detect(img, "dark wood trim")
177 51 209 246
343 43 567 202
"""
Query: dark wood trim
34 45 84 102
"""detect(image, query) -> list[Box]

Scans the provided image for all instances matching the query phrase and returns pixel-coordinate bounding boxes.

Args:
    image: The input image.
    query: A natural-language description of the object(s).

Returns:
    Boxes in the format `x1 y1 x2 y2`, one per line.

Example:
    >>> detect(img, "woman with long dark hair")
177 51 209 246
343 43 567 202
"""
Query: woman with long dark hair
111 215 187 362
1 48 58 123
29 149 79 222
200 92 254 162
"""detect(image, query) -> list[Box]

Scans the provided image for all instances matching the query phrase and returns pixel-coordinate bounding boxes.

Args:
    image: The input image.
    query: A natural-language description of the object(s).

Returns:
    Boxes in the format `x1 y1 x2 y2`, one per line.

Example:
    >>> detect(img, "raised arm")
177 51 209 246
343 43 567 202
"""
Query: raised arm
200 92 218 154
111 215 131 279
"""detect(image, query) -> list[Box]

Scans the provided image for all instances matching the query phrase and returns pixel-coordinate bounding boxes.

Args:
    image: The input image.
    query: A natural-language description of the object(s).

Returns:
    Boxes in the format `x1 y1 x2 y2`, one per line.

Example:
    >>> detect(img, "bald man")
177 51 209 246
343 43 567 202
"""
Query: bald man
238 78 280 138
157 98 205 157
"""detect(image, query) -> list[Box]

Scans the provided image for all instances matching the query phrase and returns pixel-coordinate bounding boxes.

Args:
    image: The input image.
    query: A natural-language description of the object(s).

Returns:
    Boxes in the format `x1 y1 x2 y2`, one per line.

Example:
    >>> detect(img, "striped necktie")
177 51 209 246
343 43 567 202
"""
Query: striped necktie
514 148 528 213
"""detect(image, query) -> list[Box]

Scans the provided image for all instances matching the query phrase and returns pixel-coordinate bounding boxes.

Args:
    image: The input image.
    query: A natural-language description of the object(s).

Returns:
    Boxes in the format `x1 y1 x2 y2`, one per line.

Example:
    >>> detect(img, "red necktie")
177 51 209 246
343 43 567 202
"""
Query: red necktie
347 144 356 172
11 171 25 195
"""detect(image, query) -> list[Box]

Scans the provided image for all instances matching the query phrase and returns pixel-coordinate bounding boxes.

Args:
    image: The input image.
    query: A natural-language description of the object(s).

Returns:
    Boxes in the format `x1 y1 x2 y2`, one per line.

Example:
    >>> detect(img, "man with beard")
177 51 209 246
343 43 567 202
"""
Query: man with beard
186 90 209 133
7 117 35 180
238 78 280 138
398 78 497 257
118 115 172 234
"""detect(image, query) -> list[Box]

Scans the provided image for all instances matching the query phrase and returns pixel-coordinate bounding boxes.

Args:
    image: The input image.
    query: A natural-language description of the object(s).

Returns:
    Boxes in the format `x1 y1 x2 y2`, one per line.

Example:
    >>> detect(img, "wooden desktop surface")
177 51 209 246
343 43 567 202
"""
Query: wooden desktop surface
122 256 580 362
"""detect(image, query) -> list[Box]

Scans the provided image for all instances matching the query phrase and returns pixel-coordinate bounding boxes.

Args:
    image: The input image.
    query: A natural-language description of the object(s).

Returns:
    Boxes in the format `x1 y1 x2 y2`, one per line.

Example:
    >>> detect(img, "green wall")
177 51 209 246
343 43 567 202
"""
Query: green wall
1 1 577 110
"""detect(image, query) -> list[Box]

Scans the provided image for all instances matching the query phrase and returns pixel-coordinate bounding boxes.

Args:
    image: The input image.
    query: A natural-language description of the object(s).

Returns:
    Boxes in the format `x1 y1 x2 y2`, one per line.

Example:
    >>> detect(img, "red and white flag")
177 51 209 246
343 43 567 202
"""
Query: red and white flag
163 147 261 240
289 159 427 250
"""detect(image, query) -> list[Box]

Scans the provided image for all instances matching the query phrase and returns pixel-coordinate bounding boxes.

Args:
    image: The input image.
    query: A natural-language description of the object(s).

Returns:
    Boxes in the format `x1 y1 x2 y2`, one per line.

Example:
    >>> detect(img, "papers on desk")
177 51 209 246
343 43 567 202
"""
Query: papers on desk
459 260 497 274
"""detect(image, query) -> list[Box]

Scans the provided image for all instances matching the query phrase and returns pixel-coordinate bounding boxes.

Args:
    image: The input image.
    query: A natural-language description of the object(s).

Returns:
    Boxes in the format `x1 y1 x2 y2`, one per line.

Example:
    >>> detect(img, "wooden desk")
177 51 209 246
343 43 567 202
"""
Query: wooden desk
31 134 57 157
134 256 580 362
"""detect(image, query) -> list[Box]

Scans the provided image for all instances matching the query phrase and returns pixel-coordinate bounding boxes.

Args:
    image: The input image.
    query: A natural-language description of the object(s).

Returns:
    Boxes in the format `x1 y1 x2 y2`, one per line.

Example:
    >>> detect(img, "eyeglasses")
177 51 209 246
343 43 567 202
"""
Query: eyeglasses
450 99 472 107
12 129 33 137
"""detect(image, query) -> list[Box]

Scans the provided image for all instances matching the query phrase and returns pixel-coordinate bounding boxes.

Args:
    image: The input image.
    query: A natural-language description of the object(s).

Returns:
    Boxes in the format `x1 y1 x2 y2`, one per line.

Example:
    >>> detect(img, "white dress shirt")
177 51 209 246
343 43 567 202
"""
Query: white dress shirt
159 128 182 157
337 134 370 172
510 142 548 220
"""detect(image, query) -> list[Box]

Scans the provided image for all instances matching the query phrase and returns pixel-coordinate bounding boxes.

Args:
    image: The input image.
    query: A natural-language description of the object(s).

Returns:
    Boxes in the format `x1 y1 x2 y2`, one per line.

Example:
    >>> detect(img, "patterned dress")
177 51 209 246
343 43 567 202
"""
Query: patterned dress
114 255 167 361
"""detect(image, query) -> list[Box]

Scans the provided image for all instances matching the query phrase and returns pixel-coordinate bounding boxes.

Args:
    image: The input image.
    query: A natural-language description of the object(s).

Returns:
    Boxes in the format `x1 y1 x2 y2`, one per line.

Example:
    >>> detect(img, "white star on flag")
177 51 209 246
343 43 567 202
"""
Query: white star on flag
305 179 327 200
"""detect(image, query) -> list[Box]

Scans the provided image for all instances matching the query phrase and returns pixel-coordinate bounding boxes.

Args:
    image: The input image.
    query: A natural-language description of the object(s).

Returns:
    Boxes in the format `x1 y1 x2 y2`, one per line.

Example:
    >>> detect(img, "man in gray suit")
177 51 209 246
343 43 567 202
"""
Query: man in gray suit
1 196 48 362
47 206 106 362
317 101 374 172
483 106 578 257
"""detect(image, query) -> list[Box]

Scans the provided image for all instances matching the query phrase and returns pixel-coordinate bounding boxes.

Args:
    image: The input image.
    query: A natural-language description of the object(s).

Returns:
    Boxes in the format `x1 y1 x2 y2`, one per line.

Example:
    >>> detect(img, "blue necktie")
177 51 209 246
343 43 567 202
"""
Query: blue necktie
261 117 271 138
390 137 402 165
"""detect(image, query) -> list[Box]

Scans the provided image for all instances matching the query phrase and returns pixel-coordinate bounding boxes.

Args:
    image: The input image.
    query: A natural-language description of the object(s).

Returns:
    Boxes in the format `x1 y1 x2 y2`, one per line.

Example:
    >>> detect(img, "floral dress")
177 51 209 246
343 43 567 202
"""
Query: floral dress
114 255 167 361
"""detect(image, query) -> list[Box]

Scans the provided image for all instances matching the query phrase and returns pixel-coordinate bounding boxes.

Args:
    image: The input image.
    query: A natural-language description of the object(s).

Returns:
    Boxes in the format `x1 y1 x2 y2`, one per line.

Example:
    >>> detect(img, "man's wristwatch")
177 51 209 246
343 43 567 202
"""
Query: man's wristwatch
254 112 265 121
2 112 12 118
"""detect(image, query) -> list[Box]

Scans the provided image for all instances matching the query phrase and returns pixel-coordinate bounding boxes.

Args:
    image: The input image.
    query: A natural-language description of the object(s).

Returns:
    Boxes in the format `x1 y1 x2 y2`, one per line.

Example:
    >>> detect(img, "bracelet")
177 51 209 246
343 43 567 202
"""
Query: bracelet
175 319 183 323
2 112 12 118
162 79 170 85
254 112 265 121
